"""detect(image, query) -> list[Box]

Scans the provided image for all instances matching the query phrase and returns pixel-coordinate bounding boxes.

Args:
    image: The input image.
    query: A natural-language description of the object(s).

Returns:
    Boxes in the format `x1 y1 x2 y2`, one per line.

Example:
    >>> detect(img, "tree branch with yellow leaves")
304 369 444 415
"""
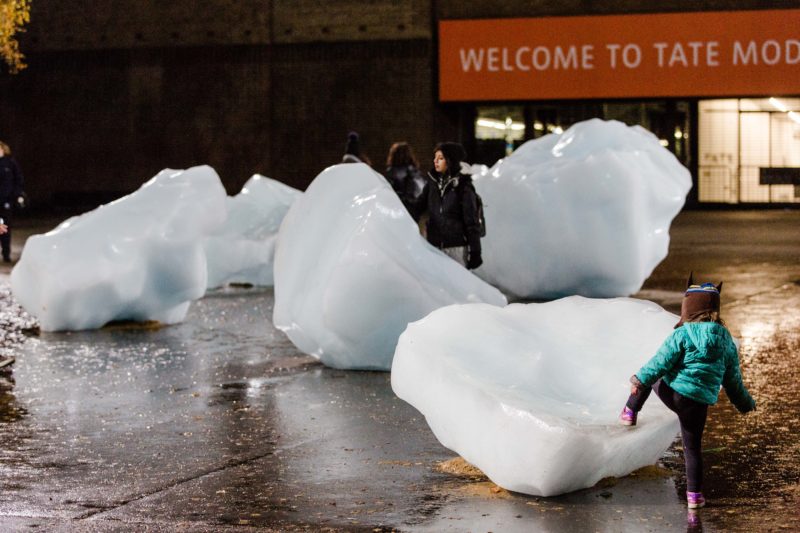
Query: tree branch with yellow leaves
0 0 31 73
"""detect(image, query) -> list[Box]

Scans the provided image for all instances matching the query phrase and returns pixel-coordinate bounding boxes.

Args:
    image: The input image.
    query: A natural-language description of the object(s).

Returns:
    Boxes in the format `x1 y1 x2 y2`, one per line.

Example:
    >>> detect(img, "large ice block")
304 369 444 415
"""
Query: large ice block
391 296 681 496
473 119 692 299
273 163 507 371
204 174 301 289
11 166 227 331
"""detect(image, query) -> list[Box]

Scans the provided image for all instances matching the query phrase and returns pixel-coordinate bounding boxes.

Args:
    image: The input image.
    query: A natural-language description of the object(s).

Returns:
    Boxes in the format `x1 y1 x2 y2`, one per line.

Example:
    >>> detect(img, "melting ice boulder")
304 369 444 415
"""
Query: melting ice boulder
204 174 301 289
11 166 227 331
473 119 692 299
392 296 680 496
273 163 507 371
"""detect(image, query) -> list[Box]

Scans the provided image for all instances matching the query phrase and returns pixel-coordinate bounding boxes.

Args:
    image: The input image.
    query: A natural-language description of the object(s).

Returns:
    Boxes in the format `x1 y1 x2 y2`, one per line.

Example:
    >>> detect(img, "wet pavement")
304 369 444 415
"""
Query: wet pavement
0 210 798 532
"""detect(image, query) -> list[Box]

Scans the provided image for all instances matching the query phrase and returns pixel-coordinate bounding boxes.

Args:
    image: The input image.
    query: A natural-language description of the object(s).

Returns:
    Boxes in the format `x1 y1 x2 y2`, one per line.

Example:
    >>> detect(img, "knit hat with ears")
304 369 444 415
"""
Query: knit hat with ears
675 272 722 328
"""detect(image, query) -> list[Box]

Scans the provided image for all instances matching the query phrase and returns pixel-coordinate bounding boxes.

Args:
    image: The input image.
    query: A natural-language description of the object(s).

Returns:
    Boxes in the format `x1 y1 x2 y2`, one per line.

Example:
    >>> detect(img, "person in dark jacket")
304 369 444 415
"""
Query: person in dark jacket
619 275 756 509
341 131 371 165
412 142 482 270
0 140 25 263
384 142 424 215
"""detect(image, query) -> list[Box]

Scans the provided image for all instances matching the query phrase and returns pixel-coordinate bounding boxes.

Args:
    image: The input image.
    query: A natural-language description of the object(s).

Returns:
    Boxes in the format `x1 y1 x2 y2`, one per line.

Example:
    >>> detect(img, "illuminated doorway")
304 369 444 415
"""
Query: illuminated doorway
698 98 800 204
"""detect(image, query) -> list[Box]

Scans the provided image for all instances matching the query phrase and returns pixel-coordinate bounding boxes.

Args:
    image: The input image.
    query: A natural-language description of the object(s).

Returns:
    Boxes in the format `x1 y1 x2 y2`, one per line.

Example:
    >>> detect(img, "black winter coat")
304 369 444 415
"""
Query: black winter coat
384 164 424 213
414 171 482 253
0 156 24 205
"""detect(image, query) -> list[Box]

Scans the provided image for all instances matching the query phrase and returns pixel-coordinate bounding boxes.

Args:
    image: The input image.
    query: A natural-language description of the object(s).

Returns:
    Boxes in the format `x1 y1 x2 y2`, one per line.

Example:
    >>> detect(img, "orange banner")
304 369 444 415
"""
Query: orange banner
439 10 800 101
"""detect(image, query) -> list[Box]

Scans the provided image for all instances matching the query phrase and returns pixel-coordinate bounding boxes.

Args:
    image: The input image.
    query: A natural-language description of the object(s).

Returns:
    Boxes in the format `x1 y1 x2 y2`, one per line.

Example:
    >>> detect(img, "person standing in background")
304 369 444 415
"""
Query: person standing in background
384 142 425 215
341 131 371 165
0 140 25 263
412 142 483 270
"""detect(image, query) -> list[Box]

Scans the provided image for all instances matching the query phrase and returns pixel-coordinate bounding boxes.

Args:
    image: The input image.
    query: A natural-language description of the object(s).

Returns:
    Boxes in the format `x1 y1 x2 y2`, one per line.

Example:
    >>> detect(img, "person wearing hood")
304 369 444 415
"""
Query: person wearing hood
0 140 25 263
342 131 370 165
619 274 756 509
412 142 482 270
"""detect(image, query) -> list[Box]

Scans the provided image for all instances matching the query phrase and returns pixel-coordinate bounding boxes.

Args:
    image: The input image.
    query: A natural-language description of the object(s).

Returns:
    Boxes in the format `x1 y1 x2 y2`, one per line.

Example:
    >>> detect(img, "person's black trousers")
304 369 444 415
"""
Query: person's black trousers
626 379 709 492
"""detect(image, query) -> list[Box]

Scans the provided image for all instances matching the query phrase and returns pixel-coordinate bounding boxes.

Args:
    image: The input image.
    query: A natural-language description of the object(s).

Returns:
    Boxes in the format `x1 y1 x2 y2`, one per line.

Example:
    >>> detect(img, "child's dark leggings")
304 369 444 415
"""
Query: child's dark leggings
626 379 709 492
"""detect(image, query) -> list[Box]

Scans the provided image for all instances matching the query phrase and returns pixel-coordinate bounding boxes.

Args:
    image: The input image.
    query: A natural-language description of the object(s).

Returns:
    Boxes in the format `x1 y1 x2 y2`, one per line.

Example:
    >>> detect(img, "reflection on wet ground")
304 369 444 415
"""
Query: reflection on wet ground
0 210 797 531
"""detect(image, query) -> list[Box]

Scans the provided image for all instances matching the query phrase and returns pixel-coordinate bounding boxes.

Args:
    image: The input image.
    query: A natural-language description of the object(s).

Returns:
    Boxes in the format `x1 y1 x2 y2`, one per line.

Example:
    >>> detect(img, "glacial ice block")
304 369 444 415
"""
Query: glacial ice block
272 163 507 371
11 166 227 331
204 174 301 289
391 296 681 496
473 119 692 299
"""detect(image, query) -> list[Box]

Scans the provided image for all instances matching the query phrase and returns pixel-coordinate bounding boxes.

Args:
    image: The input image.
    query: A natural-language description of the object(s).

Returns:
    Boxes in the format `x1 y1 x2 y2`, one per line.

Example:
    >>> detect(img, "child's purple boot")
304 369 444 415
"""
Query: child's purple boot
619 406 637 426
687 491 706 509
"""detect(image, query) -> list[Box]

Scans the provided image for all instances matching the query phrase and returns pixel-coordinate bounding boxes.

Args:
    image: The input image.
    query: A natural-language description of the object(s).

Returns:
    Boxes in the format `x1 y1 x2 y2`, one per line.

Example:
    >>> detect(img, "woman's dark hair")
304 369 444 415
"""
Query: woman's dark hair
386 142 418 168
433 142 466 176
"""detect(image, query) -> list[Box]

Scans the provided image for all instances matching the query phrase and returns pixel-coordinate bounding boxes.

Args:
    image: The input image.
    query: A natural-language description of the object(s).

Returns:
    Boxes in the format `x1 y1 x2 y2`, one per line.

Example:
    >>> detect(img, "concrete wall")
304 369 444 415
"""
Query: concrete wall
1 0 798 209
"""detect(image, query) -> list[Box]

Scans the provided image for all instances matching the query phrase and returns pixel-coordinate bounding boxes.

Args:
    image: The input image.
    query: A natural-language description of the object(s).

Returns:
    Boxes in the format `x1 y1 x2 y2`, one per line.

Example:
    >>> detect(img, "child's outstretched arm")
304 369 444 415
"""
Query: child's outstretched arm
634 330 684 388
722 345 756 413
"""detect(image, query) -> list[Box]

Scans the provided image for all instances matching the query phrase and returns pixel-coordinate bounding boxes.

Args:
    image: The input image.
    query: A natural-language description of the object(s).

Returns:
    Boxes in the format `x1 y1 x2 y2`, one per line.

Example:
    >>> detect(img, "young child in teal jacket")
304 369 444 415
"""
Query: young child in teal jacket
620 275 756 509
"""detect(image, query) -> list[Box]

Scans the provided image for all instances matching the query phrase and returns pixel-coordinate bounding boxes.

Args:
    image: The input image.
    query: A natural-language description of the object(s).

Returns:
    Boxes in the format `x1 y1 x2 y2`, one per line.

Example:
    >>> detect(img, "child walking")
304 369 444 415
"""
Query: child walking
619 275 756 508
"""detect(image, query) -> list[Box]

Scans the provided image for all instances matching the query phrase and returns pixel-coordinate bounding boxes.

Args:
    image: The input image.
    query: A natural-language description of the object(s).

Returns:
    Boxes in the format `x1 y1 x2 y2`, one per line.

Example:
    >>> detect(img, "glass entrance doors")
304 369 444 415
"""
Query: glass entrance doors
699 98 800 204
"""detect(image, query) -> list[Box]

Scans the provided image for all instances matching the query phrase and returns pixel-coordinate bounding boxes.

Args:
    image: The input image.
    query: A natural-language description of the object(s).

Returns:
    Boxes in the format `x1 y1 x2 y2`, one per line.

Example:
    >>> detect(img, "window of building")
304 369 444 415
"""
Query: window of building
474 106 526 162
699 98 800 204
473 101 690 170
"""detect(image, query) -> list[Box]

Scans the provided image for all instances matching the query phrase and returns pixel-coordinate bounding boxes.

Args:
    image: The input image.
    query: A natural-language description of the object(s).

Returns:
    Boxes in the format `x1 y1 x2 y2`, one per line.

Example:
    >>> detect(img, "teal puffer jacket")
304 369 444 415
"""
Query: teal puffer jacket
636 322 755 411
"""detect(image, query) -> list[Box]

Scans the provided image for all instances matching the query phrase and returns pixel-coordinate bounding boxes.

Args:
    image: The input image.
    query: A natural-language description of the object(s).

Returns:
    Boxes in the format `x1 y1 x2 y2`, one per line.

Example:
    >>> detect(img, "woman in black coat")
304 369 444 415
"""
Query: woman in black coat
384 142 425 215
413 142 482 270
0 140 24 263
